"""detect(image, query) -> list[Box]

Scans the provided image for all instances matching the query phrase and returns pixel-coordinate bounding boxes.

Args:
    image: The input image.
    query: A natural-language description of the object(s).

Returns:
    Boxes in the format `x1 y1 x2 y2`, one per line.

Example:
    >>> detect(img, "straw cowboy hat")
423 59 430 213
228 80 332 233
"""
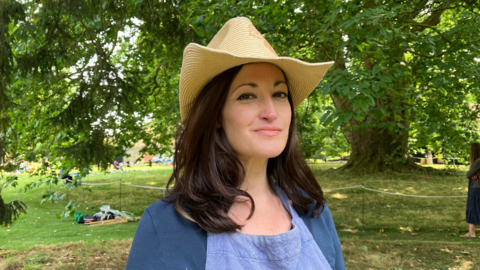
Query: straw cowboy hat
179 17 334 120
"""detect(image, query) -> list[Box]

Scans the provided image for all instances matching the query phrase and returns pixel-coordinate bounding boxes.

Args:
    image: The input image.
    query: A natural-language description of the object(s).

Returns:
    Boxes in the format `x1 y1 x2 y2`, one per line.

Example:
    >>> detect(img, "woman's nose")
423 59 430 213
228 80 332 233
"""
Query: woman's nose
260 97 277 121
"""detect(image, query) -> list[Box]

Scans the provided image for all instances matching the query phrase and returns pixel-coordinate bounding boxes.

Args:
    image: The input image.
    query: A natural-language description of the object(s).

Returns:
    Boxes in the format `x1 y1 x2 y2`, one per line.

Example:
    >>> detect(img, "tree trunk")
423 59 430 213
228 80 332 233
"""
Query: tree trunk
339 123 422 173
329 76 423 172
320 1 452 173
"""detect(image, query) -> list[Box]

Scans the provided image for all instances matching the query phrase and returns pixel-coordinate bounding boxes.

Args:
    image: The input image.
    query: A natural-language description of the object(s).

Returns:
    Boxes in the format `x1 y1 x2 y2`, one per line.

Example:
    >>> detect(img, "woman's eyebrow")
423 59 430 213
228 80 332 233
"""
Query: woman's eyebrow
274 81 287 87
232 83 258 95
231 80 287 95
235 82 258 89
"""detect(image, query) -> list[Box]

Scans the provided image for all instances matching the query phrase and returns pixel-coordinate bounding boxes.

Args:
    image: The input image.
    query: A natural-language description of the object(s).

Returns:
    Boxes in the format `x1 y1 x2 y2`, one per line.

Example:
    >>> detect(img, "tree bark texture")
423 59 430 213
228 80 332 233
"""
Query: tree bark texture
330 92 421 172
341 123 420 172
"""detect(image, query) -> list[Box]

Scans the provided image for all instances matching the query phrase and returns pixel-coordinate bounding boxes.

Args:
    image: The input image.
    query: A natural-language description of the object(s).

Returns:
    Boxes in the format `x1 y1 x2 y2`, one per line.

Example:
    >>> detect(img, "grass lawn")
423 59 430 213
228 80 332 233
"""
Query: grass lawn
1 163 479 269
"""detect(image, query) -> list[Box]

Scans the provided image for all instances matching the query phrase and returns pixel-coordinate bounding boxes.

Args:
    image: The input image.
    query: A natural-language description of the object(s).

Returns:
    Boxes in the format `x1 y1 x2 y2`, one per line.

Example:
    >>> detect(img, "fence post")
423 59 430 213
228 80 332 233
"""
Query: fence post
362 182 365 229
120 180 122 212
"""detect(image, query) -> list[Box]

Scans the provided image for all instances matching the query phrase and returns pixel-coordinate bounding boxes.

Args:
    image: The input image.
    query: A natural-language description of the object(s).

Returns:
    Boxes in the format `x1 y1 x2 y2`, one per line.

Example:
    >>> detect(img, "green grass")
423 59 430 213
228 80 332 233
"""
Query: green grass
1 163 480 269
312 163 479 269
1 164 172 251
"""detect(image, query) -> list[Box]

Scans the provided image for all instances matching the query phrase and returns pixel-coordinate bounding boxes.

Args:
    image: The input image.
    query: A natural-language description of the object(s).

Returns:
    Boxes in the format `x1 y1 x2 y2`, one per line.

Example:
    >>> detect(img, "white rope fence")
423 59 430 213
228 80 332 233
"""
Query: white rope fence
324 185 363 191
361 187 467 198
320 183 468 228
121 183 167 190
83 181 167 196
82 181 121 186
81 182 468 199
323 184 467 198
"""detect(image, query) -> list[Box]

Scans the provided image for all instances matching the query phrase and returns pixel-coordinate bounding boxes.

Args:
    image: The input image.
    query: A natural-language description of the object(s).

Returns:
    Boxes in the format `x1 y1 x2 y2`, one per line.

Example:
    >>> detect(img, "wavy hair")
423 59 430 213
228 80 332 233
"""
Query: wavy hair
165 64 325 233
470 142 480 168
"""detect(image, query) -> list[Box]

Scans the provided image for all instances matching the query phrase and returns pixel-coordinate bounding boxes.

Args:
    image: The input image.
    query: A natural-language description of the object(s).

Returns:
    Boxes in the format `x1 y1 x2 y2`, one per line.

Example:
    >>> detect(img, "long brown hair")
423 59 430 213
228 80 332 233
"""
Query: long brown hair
165 64 325 233
470 143 480 168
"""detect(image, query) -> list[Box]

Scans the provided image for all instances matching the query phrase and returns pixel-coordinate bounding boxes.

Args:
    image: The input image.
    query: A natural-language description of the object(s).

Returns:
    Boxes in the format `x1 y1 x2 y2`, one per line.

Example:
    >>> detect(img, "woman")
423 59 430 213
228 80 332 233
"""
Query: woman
126 17 345 269
461 142 480 238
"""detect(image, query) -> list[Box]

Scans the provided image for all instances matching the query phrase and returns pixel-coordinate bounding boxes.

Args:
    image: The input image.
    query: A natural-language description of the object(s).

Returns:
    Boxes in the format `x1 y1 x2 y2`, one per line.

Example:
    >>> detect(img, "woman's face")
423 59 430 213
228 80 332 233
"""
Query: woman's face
221 63 291 161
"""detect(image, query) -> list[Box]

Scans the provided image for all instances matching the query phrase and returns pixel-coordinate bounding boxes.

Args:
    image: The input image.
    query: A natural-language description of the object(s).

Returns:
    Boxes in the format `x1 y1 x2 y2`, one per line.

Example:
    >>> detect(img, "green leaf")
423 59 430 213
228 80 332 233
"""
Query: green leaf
378 75 392 83
195 15 204 24
353 99 360 110
333 117 343 129
359 88 370 96
323 113 336 126
380 108 388 116
339 19 355 29
360 99 368 111
378 81 387 88
320 112 331 123
344 111 353 121
348 90 357 100
320 84 330 95
366 96 375 106
384 30 392 41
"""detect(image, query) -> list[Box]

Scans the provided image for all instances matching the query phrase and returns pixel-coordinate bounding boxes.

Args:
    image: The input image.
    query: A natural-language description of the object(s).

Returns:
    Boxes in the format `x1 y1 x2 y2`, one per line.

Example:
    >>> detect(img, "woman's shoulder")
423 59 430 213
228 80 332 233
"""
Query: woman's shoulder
144 198 177 218
298 200 334 226
143 197 204 233
127 198 208 269
470 158 480 170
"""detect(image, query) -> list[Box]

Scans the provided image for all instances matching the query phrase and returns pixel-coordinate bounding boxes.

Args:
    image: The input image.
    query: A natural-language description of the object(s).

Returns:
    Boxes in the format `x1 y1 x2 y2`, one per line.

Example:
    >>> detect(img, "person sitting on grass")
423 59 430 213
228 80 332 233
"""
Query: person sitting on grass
112 161 124 172
461 142 480 238
59 168 73 184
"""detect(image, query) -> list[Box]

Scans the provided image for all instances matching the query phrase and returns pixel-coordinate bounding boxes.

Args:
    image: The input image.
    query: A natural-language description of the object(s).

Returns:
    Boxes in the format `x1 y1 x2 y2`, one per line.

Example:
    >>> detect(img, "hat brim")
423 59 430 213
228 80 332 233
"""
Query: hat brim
179 43 334 120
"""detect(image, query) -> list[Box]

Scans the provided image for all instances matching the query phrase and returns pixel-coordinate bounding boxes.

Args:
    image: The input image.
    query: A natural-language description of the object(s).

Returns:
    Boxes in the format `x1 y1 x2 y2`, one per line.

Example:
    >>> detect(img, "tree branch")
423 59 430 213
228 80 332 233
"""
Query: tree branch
411 2 451 33
407 23 453 44
74 15 105 57
100 0 104 32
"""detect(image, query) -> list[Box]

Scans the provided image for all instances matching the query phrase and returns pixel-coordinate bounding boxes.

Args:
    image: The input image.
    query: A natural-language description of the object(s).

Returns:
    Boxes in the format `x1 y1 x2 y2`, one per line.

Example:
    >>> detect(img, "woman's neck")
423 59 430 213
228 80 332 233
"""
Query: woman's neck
238 158 273 198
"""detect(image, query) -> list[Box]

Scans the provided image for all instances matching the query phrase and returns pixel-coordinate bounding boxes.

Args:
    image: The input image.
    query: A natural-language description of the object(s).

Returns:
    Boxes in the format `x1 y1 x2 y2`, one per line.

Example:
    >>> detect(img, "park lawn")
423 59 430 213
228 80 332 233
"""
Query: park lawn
1 163 479 269
0 164 172 251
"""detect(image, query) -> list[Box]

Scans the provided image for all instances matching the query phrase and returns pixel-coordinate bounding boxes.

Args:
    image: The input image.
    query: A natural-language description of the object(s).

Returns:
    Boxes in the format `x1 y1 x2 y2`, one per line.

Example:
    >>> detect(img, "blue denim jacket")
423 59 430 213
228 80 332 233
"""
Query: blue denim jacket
126 197 346 270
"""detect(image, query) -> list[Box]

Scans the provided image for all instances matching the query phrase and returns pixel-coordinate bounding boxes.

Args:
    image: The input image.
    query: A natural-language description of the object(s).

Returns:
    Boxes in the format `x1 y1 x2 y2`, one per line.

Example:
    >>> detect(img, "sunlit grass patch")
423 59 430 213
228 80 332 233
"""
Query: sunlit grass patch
330 193 348 199
341 239 478 270
0 239 131 270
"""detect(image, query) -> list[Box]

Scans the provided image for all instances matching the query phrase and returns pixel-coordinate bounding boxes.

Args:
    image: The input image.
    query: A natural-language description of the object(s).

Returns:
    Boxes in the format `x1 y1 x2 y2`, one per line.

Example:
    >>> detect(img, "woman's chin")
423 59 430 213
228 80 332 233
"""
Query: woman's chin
249 148 285 160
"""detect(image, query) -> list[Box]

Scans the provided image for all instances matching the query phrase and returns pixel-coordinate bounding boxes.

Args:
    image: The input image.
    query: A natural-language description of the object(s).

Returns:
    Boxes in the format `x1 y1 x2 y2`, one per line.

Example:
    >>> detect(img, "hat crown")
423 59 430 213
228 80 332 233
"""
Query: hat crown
207 17 278 58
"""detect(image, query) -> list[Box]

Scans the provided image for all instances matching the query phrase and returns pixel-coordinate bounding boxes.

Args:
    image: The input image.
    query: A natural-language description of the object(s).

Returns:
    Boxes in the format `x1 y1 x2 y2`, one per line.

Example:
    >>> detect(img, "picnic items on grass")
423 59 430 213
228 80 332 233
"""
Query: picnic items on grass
74 205 137 225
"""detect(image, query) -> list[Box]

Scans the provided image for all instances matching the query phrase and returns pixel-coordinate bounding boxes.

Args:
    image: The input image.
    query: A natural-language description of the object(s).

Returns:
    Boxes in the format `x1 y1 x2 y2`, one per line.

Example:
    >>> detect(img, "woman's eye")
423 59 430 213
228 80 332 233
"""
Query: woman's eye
238 94 255 100
274 92 288 98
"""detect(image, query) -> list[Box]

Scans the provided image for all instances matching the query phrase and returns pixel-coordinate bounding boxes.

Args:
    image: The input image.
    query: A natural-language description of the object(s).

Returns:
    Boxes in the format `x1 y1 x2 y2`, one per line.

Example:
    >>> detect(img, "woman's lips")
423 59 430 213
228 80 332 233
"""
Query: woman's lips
254 128 282 136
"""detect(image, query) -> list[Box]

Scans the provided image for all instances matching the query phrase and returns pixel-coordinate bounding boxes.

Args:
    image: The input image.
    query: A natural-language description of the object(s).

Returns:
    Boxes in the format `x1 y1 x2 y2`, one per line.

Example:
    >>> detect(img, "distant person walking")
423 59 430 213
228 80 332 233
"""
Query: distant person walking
461 143 480 238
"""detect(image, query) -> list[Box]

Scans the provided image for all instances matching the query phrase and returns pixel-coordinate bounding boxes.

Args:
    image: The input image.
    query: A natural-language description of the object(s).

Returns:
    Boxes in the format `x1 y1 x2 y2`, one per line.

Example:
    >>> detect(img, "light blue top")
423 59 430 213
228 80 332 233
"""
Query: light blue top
126 190 346 270
205 188 332 270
